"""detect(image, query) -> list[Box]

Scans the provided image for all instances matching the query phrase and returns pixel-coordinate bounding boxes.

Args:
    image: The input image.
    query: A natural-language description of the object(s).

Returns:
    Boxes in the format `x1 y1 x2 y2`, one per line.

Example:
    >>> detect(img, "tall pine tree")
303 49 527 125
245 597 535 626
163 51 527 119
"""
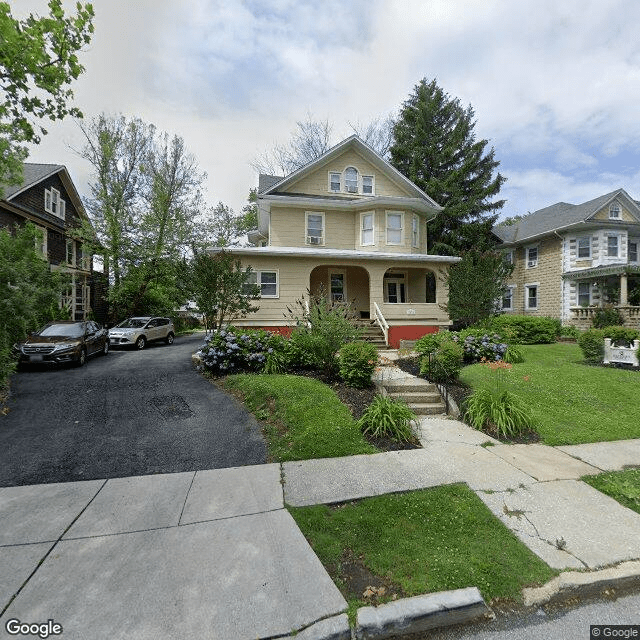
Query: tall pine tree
390 79 505 255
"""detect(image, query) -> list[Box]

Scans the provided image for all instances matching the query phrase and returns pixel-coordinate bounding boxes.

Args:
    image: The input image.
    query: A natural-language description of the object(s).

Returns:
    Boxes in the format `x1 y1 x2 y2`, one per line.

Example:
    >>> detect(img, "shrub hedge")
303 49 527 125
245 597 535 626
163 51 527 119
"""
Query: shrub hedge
482 315 560 344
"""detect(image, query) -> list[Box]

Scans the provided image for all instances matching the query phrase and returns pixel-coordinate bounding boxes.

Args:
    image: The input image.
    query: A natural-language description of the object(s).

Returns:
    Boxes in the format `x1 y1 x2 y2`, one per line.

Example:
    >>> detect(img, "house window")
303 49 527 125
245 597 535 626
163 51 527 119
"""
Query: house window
329 172 341 192
45 188 65 219
609 203 621 219
526 246 538 268
66 239 75 266
607 235 619 257
501 286 514 310
629 241 638 263
246 270 278 298
577 237 591 259
411 215 419 248
362 175 374 195
525 284 538 309
503 250 514 264
578 282 591 307
306 211 324 245
384 273 406 303
330 271 346 302
360 212 374 246
35 226 47 257
344 167 358 193
386 211 403 245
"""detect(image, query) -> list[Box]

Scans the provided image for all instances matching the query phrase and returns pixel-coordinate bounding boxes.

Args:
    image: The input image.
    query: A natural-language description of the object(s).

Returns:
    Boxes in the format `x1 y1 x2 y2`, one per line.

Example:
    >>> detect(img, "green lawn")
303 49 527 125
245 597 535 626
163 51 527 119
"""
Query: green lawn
222 374 378 461
289 485 556 619
459 343 640 445
582 469 640 515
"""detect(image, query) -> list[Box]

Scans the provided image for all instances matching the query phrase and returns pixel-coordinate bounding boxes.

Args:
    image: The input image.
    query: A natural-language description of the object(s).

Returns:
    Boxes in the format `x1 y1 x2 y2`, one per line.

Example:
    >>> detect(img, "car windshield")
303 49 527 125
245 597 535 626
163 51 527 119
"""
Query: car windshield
38 324 84 338
116 318 148 329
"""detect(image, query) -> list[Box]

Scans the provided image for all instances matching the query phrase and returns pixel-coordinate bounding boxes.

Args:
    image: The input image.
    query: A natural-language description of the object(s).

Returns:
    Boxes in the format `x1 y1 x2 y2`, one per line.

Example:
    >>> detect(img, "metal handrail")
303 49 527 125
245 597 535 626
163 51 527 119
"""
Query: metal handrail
373 302 389 346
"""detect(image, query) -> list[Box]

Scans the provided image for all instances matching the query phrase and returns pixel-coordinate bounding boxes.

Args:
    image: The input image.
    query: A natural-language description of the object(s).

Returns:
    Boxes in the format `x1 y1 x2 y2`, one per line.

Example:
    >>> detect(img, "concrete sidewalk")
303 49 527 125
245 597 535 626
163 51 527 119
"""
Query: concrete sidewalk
2 358 640 638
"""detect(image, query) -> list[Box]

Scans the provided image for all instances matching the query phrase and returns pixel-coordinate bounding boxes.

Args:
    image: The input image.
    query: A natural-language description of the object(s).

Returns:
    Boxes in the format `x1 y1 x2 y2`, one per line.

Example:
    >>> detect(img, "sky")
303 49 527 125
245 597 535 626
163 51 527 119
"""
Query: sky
15 0 640 223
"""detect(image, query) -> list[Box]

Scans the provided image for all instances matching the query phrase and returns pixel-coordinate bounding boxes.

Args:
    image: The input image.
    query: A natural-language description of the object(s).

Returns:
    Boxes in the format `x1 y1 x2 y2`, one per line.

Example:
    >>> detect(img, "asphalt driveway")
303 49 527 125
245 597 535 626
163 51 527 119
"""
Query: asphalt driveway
0 333 267 487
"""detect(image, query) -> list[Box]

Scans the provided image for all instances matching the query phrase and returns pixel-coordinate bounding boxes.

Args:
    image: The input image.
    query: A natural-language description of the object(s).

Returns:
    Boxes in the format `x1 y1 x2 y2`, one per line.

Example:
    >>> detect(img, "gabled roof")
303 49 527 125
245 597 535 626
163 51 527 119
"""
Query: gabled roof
2 163 65 200
260 135 442 209
493 189 640 244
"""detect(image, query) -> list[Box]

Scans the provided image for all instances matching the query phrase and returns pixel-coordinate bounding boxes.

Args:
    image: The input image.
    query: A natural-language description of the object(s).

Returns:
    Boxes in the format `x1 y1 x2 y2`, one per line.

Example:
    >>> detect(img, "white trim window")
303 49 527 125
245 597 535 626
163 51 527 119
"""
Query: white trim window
344 167 359 193
525 284 538 310
503 250 514 265
607 235 619 257
360 212 375 246
501 286 515 311
246 270 279 298
609 202 621 219
526 246 538 268
362 175 374 195
45 187 65 219
629 240 639 263
411 215 419 248
577 236 591 259
329 172 341 193
386 211 403 245
35 225 48 257
578 282 591 307
66 239 76 266
305 211 324 246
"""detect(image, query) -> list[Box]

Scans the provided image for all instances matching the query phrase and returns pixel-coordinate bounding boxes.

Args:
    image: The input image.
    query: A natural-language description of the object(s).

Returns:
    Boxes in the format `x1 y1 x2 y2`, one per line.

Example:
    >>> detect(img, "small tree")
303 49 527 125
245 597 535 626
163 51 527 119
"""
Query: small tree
445 250 514 328
190 251 259 332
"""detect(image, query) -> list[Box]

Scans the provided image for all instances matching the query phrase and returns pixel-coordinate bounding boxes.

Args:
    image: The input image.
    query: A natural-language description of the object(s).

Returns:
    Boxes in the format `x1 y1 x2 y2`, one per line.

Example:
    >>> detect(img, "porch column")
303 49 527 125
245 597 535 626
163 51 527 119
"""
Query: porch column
620 273 628 306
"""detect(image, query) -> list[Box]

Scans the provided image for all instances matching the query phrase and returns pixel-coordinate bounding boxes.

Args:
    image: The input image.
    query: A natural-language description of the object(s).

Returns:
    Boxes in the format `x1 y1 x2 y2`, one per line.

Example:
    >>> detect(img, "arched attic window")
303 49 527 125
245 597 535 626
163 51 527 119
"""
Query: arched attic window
344 167 359 193
609 202 621 219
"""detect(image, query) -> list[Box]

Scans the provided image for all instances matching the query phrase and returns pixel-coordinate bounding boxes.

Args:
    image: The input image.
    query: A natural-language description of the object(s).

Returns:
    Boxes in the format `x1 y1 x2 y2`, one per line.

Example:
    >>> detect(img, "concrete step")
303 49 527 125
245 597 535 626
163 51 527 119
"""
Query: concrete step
408 402 447 415
387 391 442 404
381 379 437 393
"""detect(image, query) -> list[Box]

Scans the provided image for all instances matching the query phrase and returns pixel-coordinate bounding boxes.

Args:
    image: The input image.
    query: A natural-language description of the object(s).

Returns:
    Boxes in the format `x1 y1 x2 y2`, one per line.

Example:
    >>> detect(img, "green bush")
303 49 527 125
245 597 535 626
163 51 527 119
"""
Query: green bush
484 315 560 344
592 307 623 329
419 340 464 382
601 325 639 347
414 331 450 356
560 325 581 339
503 344 525 364
463 389 534 439
356 395 417 443
338 341 378 388
577 328 605 363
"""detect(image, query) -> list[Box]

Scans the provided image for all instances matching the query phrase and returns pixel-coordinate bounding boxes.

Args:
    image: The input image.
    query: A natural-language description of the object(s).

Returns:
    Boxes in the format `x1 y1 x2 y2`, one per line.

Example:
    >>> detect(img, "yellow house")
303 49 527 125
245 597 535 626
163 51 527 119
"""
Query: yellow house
209 136 460 347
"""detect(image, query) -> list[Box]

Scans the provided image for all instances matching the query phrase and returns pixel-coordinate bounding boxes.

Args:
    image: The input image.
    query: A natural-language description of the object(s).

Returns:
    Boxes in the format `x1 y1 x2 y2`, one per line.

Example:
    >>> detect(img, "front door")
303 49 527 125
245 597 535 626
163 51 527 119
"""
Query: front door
385 278 406 303
330 271 346 302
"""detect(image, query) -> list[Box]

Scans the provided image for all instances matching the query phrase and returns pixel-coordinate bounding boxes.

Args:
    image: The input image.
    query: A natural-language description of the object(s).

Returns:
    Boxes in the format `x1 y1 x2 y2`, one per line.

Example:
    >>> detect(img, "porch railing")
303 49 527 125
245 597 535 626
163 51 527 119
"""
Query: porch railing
570 305 640 325
373 302 389 346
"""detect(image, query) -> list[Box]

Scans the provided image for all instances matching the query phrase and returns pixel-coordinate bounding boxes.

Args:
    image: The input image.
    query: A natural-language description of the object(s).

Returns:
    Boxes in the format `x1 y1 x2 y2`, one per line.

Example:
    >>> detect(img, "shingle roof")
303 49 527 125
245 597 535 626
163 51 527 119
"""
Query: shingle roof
2 163 64 200
258 174 283 194
493 189 636 244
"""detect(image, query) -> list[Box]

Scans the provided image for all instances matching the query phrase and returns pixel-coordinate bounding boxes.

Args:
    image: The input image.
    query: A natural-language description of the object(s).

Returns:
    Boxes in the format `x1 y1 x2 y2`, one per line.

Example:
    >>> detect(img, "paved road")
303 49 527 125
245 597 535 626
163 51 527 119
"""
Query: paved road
0 333 266 487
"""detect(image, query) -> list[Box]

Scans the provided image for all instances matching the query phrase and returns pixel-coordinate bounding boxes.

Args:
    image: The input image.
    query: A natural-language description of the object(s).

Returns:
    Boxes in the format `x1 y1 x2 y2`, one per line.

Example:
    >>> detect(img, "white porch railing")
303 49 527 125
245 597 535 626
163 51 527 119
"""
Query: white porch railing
373 302 389 346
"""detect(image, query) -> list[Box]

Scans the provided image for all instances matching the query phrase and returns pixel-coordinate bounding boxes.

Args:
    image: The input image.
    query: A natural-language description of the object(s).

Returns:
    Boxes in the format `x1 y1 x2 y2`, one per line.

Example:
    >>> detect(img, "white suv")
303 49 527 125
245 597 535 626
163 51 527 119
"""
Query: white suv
109 317 175 350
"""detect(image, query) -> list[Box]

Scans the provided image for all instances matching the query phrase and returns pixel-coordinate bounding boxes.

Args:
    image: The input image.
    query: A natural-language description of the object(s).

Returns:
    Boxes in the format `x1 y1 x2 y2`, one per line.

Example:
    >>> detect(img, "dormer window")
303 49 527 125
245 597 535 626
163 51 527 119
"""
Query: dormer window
344 167 358 193
609 203 621 219
329 173 341 192
362 175 373 194
45 187 65 220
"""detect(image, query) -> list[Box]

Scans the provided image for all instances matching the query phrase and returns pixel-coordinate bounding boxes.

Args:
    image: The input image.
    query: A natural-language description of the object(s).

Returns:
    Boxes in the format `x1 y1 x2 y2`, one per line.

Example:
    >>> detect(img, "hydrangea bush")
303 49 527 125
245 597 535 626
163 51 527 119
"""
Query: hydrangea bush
197 326 286 375
451 330 508 363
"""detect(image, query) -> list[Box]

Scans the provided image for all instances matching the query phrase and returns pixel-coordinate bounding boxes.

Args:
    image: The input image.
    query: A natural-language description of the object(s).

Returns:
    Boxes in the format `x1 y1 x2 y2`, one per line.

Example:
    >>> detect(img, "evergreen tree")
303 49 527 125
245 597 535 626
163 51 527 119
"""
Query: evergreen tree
390 78 505 255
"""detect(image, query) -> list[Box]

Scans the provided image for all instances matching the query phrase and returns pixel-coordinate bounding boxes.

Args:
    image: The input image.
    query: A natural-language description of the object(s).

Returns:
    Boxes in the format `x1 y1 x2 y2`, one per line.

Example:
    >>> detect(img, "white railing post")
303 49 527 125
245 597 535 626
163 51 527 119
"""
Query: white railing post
373 302 389 347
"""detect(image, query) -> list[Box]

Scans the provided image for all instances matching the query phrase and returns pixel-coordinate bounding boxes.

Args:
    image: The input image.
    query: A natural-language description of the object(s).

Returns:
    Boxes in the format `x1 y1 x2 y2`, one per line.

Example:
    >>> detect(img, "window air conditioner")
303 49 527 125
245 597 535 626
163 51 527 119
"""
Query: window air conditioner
346 185 358 193
307 236 322 245
527 260 537 268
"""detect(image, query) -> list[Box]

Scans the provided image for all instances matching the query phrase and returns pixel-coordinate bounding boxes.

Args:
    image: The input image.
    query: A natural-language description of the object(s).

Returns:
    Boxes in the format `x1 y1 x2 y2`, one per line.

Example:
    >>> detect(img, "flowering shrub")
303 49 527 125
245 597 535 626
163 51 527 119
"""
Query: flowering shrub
197 326 286 375
451 329 508 363
338 341 378 388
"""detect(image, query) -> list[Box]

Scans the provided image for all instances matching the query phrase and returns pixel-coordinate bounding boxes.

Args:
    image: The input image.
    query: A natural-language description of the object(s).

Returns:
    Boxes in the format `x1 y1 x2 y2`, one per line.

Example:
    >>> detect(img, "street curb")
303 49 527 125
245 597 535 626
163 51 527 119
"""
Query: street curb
522 560 640 607
355 587 492 639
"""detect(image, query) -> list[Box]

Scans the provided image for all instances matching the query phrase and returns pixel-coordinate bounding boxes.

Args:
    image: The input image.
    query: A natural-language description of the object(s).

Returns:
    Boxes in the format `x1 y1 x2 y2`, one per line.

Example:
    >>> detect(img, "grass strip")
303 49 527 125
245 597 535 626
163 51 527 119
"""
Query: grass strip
222 373 378 461
459 343 640 445
582 469 640 515
288 484 556 620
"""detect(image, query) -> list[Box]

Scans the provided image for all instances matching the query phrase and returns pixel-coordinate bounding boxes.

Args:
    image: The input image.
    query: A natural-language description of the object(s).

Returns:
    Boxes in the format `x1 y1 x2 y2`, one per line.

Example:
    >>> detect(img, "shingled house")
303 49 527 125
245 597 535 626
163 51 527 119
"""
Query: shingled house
1 163 107 323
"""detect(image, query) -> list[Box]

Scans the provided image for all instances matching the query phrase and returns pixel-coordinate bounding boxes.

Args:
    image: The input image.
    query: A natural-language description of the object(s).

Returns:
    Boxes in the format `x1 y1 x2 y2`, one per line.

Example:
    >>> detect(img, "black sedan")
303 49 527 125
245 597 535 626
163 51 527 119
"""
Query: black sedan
13 321 110 367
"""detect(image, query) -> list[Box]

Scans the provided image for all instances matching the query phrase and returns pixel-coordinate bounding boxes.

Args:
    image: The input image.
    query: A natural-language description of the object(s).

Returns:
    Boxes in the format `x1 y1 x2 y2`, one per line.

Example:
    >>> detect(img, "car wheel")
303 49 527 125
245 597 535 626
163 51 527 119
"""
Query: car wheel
165 332 174 345
135 336 146 350
102 340 109 356
76 348 87 367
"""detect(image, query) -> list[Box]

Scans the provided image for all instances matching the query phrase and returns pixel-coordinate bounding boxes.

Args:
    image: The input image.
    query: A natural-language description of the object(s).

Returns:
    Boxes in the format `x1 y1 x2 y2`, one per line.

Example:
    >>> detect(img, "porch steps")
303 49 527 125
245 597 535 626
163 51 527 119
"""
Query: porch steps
356 321 389 349
379 378 446 415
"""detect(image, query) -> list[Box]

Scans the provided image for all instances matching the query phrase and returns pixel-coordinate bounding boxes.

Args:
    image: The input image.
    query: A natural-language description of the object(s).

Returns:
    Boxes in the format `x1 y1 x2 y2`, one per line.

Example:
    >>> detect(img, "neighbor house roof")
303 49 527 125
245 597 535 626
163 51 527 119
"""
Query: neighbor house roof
493 189 640 244
2 163 65 200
